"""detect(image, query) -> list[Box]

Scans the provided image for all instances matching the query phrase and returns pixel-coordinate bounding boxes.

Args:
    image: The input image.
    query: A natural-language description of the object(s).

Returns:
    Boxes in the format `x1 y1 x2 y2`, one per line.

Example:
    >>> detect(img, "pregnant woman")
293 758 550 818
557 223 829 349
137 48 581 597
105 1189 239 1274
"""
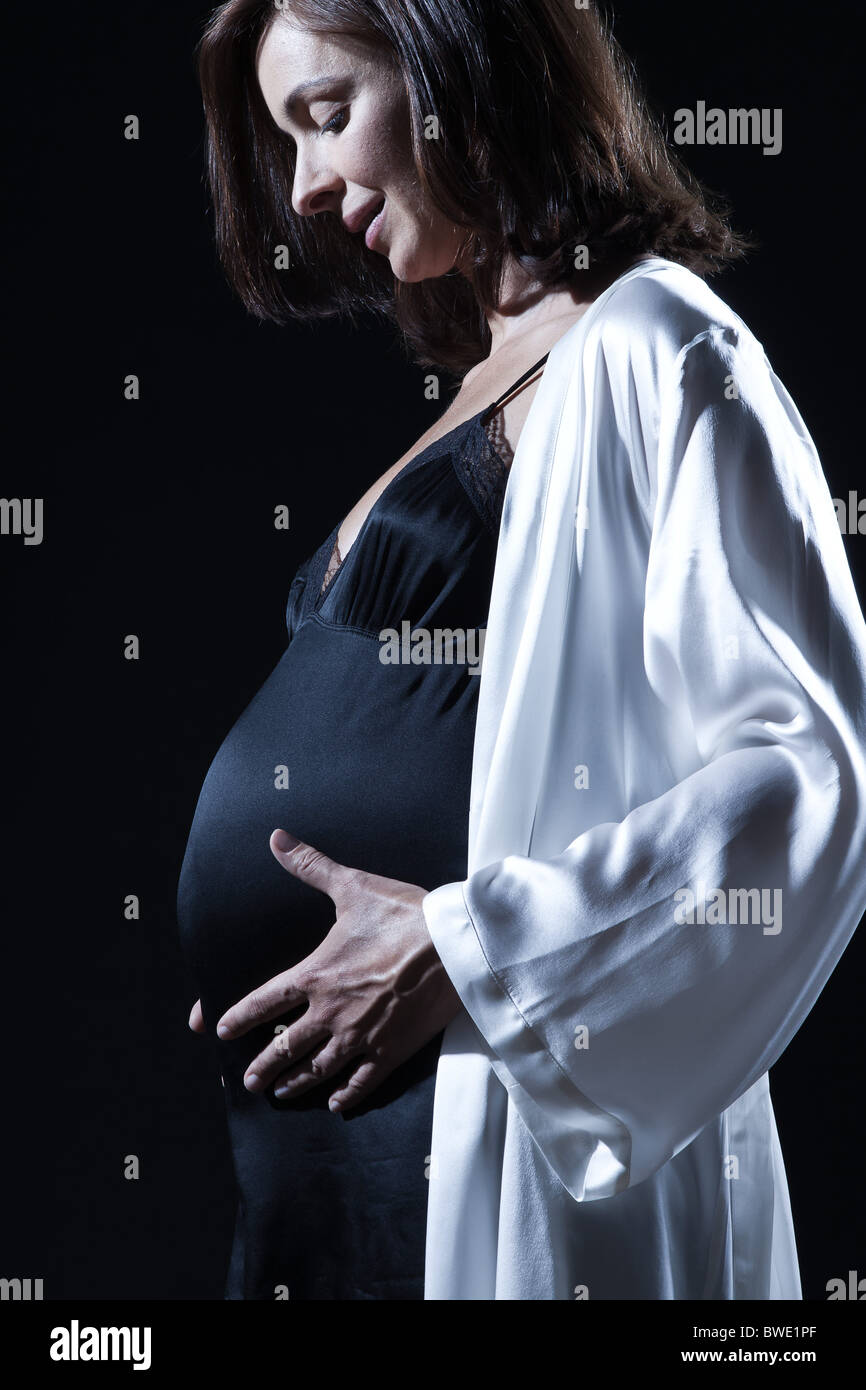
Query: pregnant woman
178 345 567 1300
177 0 866 1301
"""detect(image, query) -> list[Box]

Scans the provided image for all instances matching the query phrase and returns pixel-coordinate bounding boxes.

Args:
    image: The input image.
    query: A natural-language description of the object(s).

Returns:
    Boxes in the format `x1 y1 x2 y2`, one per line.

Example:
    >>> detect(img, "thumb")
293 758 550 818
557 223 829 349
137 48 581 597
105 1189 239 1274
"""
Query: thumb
269 828 355 904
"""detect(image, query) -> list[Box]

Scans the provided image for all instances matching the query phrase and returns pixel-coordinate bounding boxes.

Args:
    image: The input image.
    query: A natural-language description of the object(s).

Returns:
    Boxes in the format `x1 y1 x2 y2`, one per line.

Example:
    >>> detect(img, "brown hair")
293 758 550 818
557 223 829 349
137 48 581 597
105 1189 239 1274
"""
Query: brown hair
196 0 755 373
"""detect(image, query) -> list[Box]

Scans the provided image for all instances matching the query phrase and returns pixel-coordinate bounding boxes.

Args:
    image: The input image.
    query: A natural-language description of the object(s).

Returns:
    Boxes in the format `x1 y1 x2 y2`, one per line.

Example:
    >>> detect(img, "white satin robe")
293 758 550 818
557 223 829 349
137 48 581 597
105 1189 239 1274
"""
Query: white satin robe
420 256 866 1299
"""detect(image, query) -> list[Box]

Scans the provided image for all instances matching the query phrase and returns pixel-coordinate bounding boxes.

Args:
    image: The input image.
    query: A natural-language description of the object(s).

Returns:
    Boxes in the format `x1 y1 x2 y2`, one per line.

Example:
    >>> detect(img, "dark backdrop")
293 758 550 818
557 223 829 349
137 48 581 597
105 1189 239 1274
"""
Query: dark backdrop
2 1 863 1300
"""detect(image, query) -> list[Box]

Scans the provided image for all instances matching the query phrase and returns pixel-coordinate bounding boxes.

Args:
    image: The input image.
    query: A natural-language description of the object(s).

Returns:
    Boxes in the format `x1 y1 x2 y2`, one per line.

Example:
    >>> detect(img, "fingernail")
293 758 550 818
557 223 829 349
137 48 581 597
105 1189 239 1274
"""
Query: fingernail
216 1023 230 1039
328 1097 341 1113
273 829 300 852
244 1073 261 1091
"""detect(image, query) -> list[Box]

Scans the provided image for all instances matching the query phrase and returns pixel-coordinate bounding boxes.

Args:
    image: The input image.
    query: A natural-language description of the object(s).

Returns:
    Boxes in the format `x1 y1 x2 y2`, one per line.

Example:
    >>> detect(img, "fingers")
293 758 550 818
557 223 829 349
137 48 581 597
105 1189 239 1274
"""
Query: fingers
243 1016 332 1092
217 971 308 1040
328 1057 391 1113
188 998 206 1034
269 828 357 906
271 1036 365 1103
241 1019 397 1113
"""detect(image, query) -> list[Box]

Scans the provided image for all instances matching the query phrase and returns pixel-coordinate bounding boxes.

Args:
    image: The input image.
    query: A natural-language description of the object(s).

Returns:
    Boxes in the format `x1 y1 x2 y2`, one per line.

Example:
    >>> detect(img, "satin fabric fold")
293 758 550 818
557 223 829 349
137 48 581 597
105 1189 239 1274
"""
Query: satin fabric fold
422 257 866 1299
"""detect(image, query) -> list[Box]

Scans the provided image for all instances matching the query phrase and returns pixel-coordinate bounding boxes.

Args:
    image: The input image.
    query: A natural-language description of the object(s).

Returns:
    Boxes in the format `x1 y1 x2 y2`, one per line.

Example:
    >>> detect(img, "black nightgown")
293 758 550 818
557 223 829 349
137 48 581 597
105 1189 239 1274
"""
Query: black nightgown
176 355 549 1300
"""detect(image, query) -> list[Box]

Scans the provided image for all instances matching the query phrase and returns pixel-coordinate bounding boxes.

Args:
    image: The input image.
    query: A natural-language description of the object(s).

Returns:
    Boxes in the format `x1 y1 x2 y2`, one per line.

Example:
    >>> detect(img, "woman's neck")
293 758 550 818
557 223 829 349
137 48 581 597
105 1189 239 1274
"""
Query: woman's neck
482 250 645 359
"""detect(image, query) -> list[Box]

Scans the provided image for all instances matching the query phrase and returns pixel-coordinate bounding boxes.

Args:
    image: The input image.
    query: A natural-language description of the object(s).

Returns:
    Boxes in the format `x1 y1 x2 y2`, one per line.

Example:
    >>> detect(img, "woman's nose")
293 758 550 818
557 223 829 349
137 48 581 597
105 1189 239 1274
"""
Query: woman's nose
291 149 342 219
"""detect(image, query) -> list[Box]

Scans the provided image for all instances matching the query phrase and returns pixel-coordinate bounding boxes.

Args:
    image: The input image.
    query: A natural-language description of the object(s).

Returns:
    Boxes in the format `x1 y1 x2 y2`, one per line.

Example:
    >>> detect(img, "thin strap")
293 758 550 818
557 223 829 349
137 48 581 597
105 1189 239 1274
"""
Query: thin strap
480 352 550 424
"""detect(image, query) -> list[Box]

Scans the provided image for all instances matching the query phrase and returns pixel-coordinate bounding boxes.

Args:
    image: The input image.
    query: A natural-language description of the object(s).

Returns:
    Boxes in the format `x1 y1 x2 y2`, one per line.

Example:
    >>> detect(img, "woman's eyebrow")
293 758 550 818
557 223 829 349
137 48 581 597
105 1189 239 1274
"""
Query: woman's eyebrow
283 74 350 118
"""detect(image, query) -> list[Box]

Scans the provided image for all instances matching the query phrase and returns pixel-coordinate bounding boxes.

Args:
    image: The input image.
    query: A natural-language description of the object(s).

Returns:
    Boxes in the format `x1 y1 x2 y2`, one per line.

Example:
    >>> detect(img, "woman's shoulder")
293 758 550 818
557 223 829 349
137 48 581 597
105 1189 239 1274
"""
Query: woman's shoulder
572 256 766 404
599 257 751 333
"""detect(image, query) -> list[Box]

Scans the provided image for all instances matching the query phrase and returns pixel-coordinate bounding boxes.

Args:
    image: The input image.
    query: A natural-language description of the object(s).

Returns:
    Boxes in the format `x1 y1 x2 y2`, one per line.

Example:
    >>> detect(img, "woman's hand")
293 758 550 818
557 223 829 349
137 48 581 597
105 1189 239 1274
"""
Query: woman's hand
188 828 463 1112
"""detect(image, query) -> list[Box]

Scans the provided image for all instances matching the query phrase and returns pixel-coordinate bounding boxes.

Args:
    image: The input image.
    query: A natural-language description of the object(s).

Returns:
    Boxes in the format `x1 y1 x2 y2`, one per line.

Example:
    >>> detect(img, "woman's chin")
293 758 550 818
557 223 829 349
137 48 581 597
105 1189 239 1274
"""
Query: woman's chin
375 229 456 282
386 248 424 283
390 251 460 284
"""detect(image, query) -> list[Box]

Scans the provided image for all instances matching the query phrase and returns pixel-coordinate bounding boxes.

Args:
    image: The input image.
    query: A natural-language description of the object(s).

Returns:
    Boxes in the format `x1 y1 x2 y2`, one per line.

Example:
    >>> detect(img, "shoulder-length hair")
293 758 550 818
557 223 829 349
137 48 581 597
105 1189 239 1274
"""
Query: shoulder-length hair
196 0 754 373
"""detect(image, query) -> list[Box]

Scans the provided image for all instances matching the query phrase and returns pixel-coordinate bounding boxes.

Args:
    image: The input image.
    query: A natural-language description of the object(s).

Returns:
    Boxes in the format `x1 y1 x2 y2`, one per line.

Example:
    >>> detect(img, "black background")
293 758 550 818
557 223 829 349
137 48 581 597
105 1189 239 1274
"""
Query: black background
2 1 863 1300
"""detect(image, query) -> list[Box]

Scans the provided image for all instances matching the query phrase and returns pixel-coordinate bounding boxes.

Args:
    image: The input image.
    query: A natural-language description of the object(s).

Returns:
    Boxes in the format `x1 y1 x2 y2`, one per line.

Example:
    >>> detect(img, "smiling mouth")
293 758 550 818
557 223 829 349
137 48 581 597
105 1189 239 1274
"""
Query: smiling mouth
364 198 386 247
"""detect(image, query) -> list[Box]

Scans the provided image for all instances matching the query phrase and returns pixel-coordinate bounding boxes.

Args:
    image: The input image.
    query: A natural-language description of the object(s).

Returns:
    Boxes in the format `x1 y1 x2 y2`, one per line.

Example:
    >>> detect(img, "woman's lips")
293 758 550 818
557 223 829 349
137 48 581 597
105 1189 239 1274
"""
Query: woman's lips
365 199 386 250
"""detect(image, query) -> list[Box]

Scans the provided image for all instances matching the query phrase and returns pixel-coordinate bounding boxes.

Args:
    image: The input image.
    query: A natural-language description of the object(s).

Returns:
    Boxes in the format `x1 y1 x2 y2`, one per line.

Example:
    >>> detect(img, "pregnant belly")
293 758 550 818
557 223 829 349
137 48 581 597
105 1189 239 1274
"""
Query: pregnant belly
177 619 479 1085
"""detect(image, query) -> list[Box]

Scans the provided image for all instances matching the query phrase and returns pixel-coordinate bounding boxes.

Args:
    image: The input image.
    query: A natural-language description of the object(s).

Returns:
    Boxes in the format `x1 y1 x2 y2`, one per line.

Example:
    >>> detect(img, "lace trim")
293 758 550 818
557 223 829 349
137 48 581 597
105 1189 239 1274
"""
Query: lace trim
319 535 343 597
459 412 512 533
482 410 515 470
316 411 513 598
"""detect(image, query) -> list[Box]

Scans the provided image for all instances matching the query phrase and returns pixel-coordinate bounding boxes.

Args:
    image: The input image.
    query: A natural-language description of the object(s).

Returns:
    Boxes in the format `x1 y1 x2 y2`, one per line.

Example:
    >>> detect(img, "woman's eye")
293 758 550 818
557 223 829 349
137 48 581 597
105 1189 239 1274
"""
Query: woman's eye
321 108 348 136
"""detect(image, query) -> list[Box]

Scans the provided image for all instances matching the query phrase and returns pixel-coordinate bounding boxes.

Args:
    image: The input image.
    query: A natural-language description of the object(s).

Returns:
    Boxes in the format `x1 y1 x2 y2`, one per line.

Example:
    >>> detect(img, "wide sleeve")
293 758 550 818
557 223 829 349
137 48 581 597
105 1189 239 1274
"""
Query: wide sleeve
421 323 866 1200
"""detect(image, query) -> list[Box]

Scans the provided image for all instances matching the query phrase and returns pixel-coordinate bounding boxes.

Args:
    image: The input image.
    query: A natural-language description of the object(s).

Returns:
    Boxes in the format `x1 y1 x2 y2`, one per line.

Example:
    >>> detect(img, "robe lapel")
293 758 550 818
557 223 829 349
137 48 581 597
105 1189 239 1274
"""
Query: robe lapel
468 309 597 870
468 257 671 874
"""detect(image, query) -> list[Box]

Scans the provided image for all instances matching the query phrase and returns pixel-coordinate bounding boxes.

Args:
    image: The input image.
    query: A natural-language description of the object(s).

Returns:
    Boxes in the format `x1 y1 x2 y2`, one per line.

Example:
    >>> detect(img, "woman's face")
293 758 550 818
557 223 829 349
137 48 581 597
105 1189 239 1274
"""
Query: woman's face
256 19 464 282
